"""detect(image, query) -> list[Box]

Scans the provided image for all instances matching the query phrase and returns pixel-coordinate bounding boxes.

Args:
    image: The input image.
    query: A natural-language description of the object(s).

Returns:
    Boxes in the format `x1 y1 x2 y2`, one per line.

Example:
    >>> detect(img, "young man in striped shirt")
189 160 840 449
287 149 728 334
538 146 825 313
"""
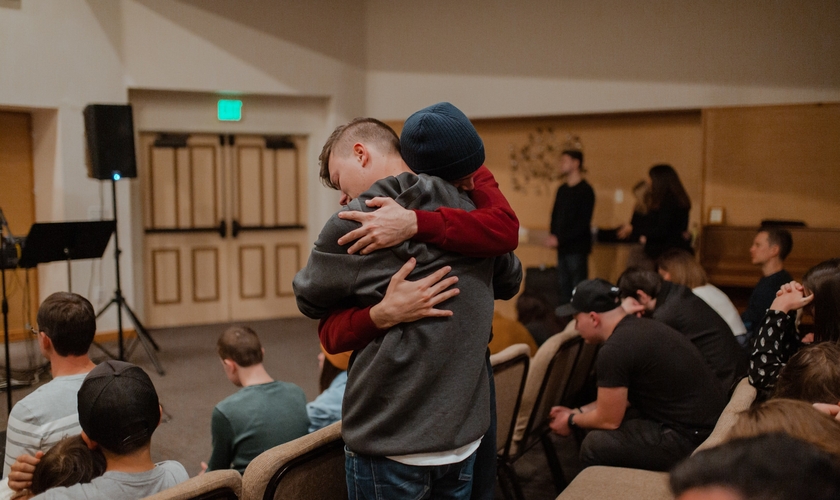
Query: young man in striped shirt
4 292 96 491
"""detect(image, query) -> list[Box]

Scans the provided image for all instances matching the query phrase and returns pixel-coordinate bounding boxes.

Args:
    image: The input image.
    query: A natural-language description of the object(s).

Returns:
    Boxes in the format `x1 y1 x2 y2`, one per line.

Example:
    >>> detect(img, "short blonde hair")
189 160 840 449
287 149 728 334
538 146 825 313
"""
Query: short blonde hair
728 398 840 457
319 118 400 190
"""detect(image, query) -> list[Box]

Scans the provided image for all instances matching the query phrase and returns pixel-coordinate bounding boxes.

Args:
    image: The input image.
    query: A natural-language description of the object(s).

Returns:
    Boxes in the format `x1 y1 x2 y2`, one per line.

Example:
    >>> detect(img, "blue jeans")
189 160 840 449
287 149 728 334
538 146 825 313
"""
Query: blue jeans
345 448 476 500
557 252 589 305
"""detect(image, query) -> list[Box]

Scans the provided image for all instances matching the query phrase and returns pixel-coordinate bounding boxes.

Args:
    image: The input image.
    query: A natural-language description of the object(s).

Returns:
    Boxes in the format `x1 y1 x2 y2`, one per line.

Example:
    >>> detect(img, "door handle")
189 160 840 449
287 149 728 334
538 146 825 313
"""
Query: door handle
232 219 241 238
218 220 227 238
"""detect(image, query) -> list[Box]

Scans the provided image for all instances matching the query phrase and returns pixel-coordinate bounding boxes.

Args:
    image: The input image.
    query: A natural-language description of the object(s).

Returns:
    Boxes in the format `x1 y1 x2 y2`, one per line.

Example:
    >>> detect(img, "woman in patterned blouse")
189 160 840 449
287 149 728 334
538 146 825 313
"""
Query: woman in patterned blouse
748 258 840 399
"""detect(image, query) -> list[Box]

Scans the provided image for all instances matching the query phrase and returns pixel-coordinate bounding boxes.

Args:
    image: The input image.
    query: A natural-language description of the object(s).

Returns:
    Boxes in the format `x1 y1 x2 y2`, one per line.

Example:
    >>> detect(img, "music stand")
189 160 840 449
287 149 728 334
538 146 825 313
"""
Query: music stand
19 221 116 291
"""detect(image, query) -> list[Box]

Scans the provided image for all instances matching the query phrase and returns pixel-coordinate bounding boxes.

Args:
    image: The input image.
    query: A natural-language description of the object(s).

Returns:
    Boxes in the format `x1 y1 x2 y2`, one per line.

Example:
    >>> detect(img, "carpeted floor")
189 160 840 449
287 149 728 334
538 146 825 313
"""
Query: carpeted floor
0 317 581 498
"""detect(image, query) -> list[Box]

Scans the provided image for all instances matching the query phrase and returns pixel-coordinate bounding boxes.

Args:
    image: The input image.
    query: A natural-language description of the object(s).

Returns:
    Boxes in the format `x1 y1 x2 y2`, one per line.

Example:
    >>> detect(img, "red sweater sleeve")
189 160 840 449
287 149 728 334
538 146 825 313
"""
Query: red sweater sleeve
414 166 519 258
318 306 387 354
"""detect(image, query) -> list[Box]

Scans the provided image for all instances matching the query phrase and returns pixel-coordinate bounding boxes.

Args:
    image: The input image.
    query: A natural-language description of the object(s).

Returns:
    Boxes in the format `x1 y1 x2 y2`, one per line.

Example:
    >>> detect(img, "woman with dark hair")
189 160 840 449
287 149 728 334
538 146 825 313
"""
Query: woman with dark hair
749 258 840 399
642 164 692 260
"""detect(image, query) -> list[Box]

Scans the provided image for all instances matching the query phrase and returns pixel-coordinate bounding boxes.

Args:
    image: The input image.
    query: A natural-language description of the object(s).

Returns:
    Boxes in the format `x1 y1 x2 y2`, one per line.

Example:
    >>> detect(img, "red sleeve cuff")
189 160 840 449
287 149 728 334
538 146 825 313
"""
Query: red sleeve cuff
414 209 446 246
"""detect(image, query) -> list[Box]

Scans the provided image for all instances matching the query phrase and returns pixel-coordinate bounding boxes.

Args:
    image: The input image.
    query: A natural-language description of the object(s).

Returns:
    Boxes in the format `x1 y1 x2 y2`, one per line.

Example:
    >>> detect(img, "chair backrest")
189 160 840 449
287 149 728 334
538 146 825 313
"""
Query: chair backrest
490 343 531 457
240 421 347 500
509 329 582 457
560 337 600 408
693 377 756 453
143 469 241 500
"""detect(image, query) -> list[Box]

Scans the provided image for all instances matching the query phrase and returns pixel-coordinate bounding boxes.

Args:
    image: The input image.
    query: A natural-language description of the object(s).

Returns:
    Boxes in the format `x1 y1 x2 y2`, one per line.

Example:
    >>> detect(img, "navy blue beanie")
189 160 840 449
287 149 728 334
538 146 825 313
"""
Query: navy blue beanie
400 102 485 181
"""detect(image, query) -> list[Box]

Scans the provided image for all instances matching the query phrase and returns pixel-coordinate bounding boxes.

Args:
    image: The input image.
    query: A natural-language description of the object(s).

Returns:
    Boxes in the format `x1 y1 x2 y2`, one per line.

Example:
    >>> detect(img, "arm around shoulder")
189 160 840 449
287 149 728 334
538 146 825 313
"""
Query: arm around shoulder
415 166 519 257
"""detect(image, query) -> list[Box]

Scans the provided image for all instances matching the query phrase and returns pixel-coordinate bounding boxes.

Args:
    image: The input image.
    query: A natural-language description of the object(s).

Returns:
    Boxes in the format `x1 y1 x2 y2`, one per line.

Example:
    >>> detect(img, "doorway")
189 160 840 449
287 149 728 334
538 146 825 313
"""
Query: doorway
0 111 39 340
139 132 307 328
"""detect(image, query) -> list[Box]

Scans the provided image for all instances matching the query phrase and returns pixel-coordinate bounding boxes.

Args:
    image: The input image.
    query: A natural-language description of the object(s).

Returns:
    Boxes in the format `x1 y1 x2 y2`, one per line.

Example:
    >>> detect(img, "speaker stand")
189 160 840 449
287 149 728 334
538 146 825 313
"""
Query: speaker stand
94 178 164 375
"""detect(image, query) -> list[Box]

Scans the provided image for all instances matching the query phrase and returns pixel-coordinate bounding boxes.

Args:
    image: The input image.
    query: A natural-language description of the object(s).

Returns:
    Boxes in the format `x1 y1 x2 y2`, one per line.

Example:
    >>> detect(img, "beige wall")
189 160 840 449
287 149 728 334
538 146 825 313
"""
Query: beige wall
365 0 840 119
2 0 839 326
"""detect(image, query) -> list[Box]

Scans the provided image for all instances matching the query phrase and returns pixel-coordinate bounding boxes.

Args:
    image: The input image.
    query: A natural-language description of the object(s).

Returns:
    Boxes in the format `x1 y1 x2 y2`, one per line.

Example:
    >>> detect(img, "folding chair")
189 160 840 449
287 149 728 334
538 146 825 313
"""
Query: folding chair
240 422 347 500
143 469 241 500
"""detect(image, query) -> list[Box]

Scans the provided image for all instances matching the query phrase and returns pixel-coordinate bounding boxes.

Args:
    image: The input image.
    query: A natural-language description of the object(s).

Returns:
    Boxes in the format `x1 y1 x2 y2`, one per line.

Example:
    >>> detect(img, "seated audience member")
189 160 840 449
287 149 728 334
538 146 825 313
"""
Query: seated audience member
657 248 747 345
32 360 188 499
617 268 747 394
11 436 106 500
549 279 726 472
669 433 840 500
727 398 840 457
516 294 558 347
489 310 537 356
5 293 97 492
773 342 840 404
205 326 309 473
741 227 793 343
749 258 840 398
307 348 349 433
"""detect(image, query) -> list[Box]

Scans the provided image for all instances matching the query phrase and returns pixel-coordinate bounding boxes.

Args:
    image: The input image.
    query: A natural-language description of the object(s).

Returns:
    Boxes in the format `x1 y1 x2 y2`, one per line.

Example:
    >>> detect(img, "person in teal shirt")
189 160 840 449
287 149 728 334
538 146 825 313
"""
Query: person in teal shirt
203 326 310 473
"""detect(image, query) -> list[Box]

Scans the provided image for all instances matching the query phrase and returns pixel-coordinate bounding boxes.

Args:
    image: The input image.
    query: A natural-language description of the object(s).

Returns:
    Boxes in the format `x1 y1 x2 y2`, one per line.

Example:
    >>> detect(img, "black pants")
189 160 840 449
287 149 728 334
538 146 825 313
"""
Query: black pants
470 353 497 500
580 417 706 472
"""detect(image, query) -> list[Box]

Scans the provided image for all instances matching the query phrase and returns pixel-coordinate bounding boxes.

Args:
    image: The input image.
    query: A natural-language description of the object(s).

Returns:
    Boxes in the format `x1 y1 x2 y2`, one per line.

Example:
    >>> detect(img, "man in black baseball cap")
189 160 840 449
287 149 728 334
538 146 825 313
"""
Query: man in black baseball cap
34 361 188 499
549 279 727 472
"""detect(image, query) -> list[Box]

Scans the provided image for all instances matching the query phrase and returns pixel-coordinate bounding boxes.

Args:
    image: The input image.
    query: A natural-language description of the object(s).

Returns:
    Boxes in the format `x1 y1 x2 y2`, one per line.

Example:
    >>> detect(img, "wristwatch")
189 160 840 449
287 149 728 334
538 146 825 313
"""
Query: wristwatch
567 412 577 429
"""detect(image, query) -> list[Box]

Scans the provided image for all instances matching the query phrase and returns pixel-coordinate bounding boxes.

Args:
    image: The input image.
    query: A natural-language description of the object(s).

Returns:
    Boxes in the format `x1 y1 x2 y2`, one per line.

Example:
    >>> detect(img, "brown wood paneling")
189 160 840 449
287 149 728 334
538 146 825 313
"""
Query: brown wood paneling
192 247 220 302
700 225 840 287
152 249 181 304
276 148 299 225
190 145 218 228
703 103 840 228
275 244 300 297
237 146 263 226
150 147 178 228
238 245 265 299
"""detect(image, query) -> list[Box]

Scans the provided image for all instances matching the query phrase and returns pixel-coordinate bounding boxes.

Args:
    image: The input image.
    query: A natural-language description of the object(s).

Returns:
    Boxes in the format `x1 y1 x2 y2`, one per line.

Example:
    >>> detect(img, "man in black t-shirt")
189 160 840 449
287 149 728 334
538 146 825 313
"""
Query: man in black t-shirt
617 268 748 394
546 149 595 305
550 279 727 471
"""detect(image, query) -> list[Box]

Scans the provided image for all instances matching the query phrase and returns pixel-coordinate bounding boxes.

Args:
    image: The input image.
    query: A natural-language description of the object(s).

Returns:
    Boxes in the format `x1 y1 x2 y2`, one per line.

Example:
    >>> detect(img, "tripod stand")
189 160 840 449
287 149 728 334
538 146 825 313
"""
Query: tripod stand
95 177 164 375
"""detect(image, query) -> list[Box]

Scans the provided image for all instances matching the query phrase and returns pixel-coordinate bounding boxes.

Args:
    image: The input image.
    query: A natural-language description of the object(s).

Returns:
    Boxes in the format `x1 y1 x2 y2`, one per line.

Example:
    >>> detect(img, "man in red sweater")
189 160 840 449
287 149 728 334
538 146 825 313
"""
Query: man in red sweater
316 117 519 500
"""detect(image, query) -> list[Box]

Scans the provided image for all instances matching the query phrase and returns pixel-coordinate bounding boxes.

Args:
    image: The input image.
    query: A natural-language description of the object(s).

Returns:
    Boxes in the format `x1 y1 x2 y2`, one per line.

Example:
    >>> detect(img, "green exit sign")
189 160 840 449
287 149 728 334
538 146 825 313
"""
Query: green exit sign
217 100 242 121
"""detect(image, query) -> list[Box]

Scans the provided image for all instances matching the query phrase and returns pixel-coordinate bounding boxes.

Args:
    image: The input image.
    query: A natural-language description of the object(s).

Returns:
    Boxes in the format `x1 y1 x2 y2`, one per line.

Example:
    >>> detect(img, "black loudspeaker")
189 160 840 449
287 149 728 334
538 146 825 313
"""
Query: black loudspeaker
83 104 137 180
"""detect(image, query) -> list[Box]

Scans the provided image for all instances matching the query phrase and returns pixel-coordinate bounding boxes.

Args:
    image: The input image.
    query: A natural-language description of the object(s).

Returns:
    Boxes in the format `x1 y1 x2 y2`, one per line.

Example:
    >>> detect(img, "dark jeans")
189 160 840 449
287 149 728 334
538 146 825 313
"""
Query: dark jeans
345 448 476 500
557 252 589 305
579 417 706 472
470 354 497 500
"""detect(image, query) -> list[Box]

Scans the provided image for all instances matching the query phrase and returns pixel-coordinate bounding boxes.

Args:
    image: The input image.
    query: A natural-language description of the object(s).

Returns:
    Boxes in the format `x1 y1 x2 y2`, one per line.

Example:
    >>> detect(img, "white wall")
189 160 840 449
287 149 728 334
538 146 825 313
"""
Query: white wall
2 0 839 328
364 0 840 119
0 0 129 330
0 0 367 329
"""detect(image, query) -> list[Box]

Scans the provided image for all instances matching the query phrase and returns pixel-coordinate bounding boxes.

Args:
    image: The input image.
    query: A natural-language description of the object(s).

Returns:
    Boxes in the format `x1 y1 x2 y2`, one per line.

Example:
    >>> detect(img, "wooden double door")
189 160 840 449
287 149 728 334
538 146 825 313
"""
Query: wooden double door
140 133 307 327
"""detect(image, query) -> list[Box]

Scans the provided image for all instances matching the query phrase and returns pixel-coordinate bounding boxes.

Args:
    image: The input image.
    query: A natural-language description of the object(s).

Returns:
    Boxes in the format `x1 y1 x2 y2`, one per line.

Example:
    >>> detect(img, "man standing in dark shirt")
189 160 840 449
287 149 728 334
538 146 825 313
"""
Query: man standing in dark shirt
741 227 793 345
547 149 595 305
549 279 726 472
617 268 748 395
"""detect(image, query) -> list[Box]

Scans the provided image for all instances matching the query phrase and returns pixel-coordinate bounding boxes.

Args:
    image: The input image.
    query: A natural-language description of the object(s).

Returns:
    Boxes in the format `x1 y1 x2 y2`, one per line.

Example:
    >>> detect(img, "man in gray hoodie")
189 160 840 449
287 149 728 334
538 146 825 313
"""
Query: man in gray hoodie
294 103 522 500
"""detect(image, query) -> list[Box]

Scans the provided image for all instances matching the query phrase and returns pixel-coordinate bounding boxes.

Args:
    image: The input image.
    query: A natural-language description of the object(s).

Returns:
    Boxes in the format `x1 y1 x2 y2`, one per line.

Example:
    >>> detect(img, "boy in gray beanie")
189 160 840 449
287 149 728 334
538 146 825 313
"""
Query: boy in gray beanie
295 104 521 499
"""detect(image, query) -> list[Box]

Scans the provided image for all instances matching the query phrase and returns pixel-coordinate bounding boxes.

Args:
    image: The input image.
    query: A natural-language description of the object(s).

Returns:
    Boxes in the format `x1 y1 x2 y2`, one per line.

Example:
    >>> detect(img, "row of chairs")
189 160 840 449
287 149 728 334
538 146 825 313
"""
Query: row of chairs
491 323 599 500
144 326 596 500
144 421 347 500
